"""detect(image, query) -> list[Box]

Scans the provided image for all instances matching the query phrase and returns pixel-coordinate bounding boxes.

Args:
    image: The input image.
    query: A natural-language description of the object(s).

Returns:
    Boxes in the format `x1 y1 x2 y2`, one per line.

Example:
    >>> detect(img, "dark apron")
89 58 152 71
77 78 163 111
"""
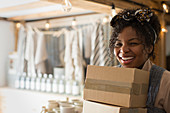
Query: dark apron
146 65 166 113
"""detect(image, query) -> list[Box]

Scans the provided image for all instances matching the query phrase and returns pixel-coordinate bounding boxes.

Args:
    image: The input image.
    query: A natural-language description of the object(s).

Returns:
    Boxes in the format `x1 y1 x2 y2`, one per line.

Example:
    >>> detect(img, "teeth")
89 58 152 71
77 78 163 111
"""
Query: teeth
121 57 134 60
119 53 123 57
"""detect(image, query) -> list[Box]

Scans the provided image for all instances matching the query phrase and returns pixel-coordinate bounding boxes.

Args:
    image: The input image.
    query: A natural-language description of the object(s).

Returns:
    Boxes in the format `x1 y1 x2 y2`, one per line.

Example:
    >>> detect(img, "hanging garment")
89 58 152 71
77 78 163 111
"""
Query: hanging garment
25 26 36 75
64 30 75 80
17 25 26 74
82 25 93 59
34 28 48 74
90 22 110 66
44 28 67 73
72 29 85 84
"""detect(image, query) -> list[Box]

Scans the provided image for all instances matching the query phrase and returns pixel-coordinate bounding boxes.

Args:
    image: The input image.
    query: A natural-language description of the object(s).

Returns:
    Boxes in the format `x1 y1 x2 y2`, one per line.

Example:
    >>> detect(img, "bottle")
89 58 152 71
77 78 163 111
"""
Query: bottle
40 106 47 113
46 74 53 93
30 73 36 90
41 73 47 92
65 79 72 95
25 73 31 90
58 75 65 94
20 72 26 89
80 83 84 98
52 75 59 93
72 80 80 96
36 73 42 91
15 72 21 89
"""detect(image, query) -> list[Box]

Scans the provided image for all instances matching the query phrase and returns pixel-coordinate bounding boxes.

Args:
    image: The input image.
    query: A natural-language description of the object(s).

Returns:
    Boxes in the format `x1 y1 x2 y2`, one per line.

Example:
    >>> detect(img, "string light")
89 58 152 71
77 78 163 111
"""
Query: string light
162 1 169 13
16 22 21 28
102 16 109 24
162 27 168 32
111 3 116 17
72 18 77 27
62 0 72 12
45 20 50 30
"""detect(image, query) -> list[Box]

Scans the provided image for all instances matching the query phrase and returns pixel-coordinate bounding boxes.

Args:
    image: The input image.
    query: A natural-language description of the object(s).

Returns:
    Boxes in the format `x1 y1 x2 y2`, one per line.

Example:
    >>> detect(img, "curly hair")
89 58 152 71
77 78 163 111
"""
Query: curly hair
109 8 161 59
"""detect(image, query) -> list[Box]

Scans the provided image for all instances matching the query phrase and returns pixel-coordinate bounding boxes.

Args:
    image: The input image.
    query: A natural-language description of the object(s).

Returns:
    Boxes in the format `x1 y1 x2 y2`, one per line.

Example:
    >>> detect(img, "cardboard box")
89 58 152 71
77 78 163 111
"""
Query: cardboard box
84 65 149 107
83 100 147 113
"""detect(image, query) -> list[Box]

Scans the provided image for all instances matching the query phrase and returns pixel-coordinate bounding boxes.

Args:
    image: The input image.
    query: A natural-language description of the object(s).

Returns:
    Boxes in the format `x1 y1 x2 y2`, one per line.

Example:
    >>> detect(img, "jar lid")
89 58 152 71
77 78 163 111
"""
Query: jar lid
48 100 59 104
74 101 83 106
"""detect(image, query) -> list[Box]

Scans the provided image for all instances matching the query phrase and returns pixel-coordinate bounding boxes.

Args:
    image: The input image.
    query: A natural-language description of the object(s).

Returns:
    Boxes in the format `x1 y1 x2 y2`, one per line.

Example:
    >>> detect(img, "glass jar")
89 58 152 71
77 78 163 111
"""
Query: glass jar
48 100 59 112
46 74 53 92
52 75 59 93
72 80 80 96
36 73 42 91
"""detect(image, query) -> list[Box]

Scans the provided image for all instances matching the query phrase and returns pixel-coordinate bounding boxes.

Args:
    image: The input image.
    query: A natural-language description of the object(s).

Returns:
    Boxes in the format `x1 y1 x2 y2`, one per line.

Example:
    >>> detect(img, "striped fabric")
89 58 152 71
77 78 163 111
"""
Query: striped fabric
90 23 110 66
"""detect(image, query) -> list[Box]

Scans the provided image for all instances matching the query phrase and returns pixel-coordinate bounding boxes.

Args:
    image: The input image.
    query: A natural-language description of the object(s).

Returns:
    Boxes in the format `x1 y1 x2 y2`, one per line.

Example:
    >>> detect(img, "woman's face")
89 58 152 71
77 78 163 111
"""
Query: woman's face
114 26 152 68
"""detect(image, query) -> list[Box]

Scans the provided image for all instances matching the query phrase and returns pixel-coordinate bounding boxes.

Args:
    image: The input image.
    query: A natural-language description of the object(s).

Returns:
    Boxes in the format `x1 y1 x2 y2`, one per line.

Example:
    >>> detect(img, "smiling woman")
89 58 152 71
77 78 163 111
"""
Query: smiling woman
109 8 170 113
113 26 151 68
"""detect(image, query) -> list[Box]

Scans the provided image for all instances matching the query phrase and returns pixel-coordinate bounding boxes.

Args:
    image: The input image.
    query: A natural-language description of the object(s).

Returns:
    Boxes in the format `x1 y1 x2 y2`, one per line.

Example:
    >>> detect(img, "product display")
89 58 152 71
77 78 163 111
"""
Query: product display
30 74 36 90
58 76 65 94
52 75 59 93
14 71 81 96
25 73 31 90
72 80 80 96
40 98 83 113
46 74 53 92
15 73 20 89
65 80 72 95
36 73 42 91
84 65 149 107
41 74 47 92
20 72 26 89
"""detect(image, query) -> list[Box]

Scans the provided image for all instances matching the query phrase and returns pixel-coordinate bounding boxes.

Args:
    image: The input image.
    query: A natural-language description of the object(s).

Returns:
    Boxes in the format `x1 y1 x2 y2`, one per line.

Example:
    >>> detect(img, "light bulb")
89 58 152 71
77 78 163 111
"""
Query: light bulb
162 28 168 32
111 4 116 17
62 0 72 12
102 17 108 24
45 20 50 30
111 9 116 17
162 2 169 13
16 22 21 28
72 18 76 27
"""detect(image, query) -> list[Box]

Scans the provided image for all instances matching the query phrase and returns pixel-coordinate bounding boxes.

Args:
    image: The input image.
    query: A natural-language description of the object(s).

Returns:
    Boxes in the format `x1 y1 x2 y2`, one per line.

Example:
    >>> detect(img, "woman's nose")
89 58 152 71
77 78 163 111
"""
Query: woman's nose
120 44 130 53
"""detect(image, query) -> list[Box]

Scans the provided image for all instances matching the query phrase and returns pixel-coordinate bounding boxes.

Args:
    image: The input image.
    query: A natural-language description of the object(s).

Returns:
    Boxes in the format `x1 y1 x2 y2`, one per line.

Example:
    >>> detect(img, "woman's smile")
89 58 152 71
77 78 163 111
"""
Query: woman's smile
119 56 135 64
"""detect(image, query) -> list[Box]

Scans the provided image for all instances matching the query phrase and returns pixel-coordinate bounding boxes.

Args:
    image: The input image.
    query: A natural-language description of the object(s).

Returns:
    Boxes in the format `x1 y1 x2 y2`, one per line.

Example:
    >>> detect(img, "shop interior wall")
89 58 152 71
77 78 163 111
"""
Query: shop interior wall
166 26 170 56
0 20 15 86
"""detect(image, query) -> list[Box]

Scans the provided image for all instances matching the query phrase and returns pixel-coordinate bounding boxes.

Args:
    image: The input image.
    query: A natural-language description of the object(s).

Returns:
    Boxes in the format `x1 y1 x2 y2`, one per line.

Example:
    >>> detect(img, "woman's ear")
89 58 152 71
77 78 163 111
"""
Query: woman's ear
147 45 153 54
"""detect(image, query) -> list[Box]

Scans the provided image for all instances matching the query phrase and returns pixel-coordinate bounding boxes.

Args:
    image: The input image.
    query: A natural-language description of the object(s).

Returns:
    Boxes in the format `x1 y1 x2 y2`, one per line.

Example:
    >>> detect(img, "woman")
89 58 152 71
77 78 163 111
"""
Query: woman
109 8 170 113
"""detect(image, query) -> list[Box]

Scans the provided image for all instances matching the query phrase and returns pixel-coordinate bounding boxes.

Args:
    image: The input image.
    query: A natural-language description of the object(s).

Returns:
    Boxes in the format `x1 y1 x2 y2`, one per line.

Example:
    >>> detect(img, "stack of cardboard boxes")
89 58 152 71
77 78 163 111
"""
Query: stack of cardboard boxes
83 65 150 113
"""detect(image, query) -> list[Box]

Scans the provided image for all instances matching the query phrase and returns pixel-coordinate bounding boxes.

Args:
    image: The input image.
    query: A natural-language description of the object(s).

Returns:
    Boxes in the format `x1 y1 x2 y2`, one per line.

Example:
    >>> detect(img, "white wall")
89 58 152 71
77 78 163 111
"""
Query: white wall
0 20 15 86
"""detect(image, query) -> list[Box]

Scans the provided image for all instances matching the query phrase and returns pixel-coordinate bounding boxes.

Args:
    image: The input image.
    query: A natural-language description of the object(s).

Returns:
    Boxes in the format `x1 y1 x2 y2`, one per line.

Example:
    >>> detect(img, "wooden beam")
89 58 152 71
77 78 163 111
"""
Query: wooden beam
45 0 112 15
5 0 170 24
84 0 142 9
129 0 160 9
0 1 56 13
153 0 169 1
8 7 93 21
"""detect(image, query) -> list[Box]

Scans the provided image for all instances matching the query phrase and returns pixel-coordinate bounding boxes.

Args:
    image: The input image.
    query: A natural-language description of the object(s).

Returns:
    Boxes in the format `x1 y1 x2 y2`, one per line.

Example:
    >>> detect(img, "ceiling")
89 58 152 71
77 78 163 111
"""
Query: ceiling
0 0 170 24
0 0 96 21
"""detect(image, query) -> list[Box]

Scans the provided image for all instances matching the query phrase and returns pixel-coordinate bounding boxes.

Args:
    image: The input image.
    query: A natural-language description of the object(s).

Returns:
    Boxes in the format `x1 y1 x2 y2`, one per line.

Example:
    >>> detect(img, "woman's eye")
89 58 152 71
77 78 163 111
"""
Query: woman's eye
129 42 139 46
114 43 122 47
